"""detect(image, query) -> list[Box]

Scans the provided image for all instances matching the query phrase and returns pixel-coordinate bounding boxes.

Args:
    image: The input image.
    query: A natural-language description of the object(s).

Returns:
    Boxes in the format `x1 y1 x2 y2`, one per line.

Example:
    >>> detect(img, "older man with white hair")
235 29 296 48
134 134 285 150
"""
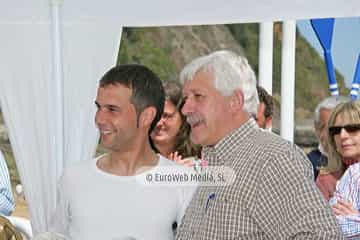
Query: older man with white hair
175 50 344 239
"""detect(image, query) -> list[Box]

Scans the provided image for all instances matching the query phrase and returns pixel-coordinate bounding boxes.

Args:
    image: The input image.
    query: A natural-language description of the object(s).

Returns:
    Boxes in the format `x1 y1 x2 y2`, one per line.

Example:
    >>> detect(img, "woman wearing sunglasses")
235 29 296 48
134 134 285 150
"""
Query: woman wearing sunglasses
150 81 201 166
327 100 360 172
327 100 360 238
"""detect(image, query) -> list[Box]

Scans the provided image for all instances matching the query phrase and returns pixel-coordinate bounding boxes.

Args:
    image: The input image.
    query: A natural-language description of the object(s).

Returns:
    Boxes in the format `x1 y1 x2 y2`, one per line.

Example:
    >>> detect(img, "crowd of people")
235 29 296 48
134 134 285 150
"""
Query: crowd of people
3 49 360 239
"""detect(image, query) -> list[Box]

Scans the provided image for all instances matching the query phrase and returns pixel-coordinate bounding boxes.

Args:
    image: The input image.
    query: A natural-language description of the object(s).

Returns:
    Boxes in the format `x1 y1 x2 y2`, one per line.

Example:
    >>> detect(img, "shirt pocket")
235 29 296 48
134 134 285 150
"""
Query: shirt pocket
205 193 261 239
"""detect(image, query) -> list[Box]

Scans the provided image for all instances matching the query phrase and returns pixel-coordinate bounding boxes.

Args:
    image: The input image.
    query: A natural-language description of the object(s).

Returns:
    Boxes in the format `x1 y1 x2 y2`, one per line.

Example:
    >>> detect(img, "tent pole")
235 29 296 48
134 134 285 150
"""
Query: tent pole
280 21 296 142
259 22 274 94
50 0 64 177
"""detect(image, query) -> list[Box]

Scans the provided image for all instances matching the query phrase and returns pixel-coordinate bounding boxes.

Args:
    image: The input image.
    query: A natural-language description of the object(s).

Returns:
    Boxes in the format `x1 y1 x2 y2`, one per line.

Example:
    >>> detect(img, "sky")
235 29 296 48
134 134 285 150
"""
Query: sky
297 17 360 89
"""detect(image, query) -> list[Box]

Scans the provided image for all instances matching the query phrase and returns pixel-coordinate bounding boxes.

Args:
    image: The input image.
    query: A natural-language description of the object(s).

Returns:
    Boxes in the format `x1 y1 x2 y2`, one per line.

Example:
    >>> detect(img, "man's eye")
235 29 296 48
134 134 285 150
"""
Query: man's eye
95 103 100 110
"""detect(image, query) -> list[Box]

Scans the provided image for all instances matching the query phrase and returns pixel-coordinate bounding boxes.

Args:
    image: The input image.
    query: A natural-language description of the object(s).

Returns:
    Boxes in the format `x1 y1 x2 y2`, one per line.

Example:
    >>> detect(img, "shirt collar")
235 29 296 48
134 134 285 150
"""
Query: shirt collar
202 118 258 166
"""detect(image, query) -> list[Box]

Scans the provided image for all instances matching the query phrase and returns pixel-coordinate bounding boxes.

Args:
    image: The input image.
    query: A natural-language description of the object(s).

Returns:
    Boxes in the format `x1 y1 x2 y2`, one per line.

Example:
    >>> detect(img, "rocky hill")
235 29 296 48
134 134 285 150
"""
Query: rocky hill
118 25 245 81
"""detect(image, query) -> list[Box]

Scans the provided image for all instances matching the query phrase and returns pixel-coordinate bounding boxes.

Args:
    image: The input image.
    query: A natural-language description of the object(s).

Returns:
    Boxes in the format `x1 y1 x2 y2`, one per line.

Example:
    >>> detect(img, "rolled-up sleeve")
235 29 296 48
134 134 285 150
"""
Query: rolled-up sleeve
330 163 360 238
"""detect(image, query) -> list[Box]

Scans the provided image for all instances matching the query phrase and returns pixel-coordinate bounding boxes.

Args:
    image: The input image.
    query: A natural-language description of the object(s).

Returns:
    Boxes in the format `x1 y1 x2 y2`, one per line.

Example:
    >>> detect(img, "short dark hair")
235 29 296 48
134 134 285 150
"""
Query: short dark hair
99 64 165 133
256 85 273 118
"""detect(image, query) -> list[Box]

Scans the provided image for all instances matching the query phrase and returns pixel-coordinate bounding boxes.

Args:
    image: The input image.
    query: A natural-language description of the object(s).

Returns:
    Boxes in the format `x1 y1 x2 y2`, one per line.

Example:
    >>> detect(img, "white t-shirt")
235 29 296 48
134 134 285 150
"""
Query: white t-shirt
50 155 196 240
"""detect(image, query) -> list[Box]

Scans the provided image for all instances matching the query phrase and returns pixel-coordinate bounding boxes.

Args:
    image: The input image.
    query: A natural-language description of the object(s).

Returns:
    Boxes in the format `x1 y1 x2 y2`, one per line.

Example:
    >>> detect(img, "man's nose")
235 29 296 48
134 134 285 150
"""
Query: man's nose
95 109 107 125
181 98 193 115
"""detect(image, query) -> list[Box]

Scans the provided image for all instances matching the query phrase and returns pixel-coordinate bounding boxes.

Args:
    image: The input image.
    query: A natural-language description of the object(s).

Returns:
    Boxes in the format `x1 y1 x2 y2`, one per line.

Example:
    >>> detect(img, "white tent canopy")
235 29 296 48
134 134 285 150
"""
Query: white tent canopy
1 0 359 25
0 0 359 235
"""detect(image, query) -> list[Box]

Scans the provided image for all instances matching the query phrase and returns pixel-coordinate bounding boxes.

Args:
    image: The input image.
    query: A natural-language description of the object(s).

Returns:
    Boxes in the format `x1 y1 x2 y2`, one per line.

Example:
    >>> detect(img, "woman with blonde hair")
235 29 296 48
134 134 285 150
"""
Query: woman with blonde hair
327 100 360 237
327 100 360 172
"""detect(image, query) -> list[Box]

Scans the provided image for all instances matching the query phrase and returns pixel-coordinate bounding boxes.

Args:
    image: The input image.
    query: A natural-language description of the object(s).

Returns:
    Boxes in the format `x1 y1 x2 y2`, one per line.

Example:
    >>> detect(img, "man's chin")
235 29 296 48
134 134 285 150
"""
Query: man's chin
190 134 204 146
99 141 113 149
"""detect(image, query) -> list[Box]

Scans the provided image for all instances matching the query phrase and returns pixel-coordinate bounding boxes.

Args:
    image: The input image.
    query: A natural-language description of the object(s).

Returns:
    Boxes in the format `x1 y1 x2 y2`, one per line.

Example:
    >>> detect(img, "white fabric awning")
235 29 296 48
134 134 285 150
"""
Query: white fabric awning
1 0 359 25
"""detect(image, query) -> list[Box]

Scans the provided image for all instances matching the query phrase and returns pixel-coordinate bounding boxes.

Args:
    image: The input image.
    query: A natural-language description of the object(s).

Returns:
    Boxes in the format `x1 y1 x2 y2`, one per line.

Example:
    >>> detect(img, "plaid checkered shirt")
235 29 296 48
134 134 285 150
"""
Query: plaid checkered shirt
330 162 360 239
176 119 344 239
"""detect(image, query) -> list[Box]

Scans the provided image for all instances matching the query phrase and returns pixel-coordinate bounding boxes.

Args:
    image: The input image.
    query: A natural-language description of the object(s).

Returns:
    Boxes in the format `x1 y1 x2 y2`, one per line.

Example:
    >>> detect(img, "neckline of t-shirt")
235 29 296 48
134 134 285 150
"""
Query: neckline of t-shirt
92 154 164 180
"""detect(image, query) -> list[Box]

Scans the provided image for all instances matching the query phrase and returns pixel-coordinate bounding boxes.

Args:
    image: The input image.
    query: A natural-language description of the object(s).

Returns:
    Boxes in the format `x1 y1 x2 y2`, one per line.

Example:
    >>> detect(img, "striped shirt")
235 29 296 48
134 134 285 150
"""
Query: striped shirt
176 119 344 239
330 163 360 238
0 151 14 216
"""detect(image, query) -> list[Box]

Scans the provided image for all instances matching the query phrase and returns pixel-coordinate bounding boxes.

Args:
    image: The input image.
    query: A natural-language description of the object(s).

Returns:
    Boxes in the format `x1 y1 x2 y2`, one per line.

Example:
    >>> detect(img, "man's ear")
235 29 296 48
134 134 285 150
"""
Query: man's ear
229 89 244 112
139 106 156 128
257 102 266 117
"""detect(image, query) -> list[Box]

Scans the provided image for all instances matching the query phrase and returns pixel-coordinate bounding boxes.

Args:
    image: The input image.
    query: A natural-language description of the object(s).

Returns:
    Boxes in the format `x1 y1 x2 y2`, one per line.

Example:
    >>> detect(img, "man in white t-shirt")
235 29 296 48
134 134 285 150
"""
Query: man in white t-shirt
50 64 195 240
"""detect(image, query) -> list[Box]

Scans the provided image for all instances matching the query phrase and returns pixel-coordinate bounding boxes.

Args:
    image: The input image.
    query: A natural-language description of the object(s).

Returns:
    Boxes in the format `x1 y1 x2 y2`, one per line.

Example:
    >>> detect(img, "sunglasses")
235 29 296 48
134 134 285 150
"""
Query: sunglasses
328 124 360 136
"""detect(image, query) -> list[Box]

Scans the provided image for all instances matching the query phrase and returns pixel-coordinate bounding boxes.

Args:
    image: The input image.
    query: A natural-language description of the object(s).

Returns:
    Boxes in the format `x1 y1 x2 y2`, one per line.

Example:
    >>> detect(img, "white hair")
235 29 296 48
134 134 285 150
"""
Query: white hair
179 50 259 116
314 95 350 126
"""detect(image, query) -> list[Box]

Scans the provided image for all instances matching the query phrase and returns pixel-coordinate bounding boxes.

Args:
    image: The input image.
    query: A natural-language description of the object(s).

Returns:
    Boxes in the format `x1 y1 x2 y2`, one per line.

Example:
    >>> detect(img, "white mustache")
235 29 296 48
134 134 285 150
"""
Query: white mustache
186 114 203 126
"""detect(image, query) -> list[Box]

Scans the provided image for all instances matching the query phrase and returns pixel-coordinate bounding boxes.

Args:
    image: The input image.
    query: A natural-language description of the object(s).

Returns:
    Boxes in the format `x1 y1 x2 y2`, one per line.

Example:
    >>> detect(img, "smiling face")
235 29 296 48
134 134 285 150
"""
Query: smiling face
95 84 138 152
151 100 182 151
181 71 232 146
333 114 360 160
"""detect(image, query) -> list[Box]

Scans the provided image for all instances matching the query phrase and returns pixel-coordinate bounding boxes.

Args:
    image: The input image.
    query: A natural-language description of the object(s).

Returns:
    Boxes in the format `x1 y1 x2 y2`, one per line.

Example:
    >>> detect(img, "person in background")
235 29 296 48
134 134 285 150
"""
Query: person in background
307 96 348 198
327 100 360 173
327 100 360 238
0 150 14 216
50 64 195 240
151 81 200 167
175 50 343 239
255 85 273 130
